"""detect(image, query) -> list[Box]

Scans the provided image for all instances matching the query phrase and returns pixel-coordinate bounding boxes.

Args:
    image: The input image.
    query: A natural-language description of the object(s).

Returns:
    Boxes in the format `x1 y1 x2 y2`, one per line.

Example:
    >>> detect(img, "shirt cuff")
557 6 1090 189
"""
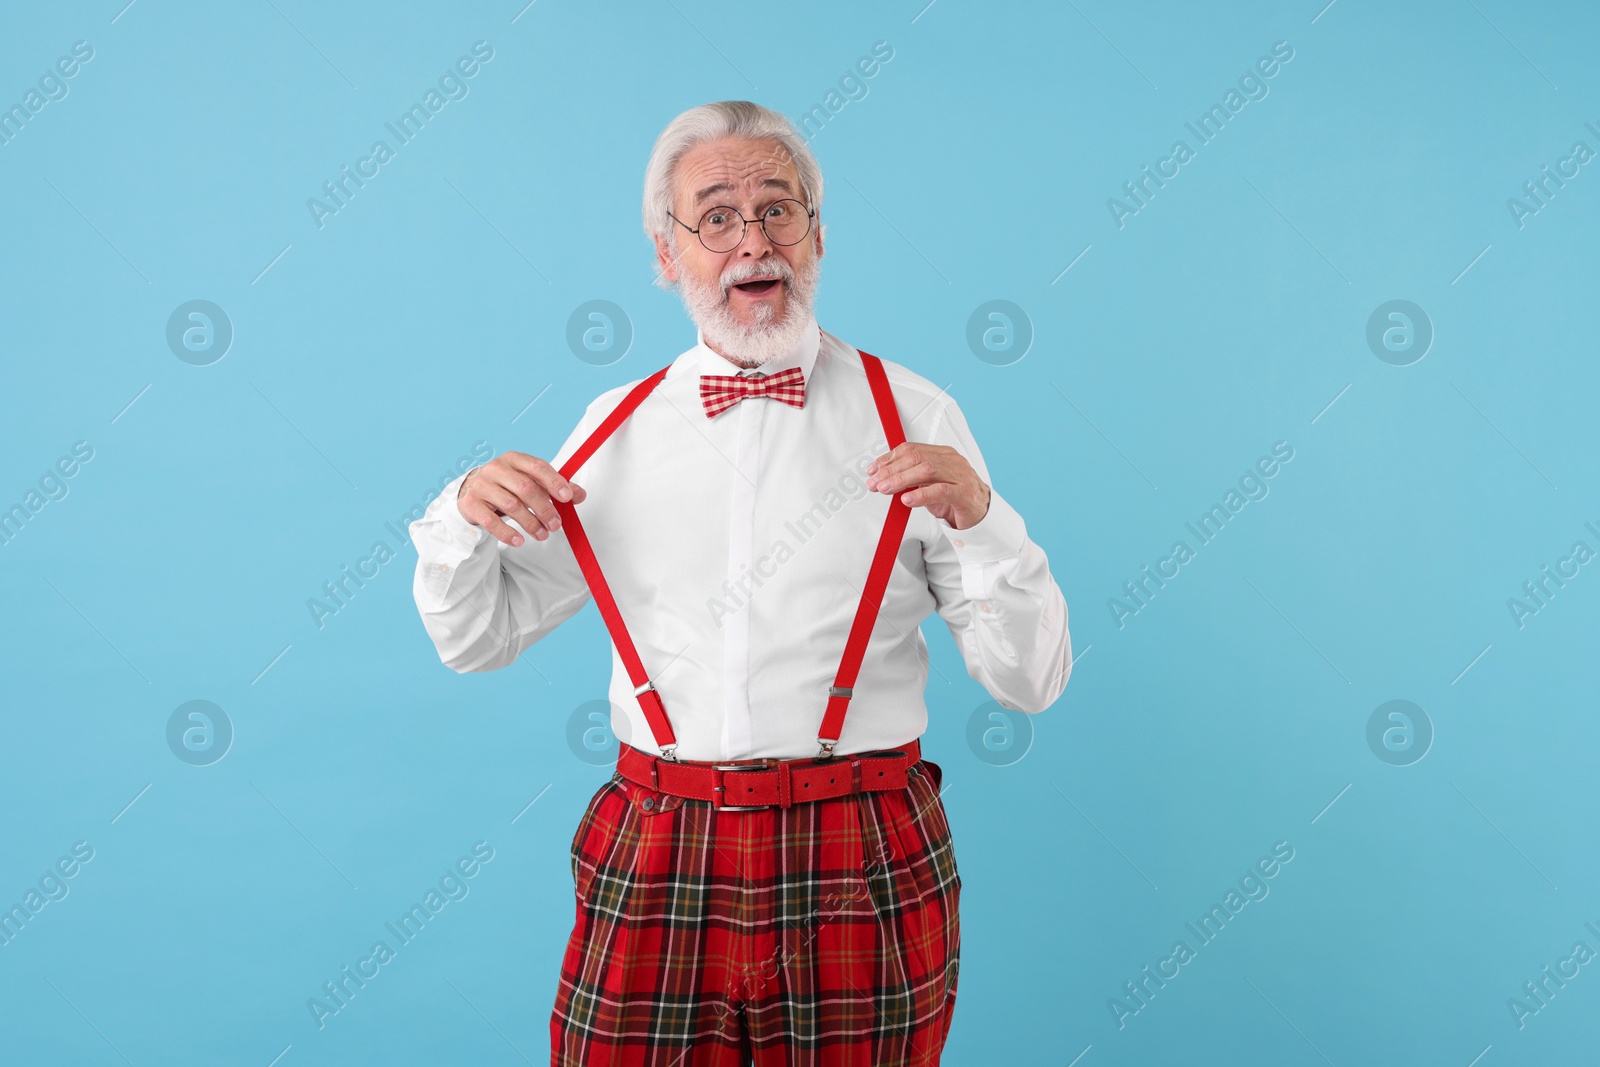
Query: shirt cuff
437 469 489 548
939 486 1027 564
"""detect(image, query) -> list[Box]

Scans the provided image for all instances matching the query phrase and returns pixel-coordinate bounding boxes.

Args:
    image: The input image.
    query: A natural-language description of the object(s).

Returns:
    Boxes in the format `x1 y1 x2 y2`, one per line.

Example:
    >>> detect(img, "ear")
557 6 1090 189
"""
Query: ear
813 219 825 260
654 232 680 284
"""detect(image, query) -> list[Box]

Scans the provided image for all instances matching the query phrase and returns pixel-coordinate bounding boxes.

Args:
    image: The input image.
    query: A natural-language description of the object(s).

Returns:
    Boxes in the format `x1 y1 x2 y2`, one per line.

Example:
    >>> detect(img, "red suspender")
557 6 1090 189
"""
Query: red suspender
550 366 679 755
816 351 909 756
551 350 908 762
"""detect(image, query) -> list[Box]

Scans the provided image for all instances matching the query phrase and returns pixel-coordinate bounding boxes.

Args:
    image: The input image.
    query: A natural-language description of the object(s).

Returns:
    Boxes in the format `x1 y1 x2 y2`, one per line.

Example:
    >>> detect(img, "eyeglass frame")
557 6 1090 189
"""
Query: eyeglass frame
666 197 817 253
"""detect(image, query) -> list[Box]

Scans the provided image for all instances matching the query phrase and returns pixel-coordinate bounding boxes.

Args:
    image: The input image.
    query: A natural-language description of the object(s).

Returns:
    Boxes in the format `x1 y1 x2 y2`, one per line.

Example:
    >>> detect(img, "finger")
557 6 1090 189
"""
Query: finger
898 483 948 509
507 453 582 504
464 472 558 544
492 469 564 535
865 447 912 489
483 485 556 542
461 498 532 547
870 455 942 495
865 442 912 475
867 444 947 489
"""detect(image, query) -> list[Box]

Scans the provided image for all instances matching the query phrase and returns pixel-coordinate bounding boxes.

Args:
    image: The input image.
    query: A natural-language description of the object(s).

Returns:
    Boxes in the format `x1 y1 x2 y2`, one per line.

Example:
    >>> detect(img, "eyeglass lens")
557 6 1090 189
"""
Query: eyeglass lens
697 199 809 252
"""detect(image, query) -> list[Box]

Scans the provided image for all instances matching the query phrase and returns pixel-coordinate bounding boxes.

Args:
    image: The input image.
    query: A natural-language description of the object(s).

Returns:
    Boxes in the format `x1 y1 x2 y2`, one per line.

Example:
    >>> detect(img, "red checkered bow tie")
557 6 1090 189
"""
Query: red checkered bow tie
699 366 807 419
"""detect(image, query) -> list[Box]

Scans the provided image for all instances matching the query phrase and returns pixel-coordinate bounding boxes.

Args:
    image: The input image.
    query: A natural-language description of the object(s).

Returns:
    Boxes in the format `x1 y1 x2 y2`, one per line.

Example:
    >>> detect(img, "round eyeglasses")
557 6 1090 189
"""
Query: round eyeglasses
667 198 815 254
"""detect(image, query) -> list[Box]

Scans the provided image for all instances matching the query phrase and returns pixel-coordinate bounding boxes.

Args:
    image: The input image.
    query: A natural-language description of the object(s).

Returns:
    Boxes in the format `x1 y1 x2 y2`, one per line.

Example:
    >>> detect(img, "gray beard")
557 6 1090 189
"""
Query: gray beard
676 256 821 367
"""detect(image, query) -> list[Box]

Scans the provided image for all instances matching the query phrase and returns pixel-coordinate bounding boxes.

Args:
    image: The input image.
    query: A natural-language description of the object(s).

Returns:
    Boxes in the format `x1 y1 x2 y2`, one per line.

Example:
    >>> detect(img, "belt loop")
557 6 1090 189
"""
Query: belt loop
850 757 862 794
649 755 659 791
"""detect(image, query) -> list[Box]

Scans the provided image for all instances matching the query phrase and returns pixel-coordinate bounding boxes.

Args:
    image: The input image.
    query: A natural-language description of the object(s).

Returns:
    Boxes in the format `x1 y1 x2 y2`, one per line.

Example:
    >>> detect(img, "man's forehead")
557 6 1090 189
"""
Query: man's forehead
676 139 798 207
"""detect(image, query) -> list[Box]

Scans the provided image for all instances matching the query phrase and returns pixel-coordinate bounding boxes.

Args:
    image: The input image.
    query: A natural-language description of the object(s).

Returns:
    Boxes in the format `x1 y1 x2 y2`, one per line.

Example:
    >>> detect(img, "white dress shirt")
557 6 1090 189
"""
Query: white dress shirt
408 312 1071 761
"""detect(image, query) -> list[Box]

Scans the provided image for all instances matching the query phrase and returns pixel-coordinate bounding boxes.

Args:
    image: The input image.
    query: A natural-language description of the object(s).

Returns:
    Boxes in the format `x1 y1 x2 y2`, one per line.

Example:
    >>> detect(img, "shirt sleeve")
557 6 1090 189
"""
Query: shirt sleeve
408 406 606 673
918 395 1072 713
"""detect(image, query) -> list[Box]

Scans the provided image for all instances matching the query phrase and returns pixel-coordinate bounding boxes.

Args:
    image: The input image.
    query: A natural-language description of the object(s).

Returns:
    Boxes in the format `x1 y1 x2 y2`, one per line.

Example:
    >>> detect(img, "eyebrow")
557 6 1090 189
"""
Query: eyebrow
691 176 795 209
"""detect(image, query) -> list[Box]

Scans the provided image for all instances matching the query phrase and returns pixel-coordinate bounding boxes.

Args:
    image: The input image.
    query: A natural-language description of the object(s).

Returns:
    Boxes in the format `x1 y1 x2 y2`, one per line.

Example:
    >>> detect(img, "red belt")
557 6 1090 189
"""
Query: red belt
617 738 921 810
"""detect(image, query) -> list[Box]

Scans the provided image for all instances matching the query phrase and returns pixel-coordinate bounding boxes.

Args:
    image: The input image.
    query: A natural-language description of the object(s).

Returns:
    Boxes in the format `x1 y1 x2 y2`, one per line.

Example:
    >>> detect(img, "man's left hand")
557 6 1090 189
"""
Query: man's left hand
866 442 991 531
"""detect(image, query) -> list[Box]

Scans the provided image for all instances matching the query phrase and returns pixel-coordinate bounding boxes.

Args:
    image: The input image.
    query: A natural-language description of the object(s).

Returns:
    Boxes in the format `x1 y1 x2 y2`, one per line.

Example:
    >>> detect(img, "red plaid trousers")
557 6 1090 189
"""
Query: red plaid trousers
550 757 961 1065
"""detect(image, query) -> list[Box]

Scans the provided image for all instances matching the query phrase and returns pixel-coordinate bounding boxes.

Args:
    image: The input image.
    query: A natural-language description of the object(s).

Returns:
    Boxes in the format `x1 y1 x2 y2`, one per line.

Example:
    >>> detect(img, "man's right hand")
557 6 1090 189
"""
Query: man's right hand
456 452 587 547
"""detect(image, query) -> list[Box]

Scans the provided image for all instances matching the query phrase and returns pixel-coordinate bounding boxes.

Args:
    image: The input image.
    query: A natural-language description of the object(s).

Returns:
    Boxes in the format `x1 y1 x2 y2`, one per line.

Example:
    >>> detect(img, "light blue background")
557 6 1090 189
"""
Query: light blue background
3 1 1597 1064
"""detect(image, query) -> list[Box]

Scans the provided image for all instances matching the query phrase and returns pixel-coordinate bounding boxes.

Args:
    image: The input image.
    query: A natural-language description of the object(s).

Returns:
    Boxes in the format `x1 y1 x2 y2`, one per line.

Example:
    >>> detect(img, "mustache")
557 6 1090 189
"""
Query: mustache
720 259 795 289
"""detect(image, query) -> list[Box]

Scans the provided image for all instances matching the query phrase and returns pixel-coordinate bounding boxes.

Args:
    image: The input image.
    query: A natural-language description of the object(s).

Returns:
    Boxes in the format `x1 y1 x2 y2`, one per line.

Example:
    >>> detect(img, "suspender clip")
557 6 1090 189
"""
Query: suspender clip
828 686 852 699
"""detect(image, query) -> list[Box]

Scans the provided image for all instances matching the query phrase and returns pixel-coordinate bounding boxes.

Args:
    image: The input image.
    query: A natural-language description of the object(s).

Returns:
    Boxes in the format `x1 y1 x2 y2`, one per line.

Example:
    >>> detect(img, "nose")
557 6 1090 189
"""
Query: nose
733 216 775 258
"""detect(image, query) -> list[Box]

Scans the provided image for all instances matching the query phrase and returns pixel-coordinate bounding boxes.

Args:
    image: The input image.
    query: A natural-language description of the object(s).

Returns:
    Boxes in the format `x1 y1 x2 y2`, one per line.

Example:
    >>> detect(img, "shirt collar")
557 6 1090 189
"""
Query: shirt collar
683 309 821 381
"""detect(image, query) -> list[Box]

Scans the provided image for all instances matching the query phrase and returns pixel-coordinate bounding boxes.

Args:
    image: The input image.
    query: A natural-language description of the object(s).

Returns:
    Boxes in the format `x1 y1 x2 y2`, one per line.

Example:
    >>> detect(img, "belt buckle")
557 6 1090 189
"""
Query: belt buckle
712 760 774 811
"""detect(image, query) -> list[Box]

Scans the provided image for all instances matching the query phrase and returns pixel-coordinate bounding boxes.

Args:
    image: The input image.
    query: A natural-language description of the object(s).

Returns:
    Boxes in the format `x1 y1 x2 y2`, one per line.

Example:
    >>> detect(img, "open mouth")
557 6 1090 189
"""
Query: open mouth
731 278 781 295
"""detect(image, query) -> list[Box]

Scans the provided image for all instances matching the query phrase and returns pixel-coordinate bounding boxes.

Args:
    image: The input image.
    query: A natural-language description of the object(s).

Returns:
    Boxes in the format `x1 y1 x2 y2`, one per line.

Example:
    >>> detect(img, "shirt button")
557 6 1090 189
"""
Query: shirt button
980 603 992 613
953 538 965 548
641 797 656 812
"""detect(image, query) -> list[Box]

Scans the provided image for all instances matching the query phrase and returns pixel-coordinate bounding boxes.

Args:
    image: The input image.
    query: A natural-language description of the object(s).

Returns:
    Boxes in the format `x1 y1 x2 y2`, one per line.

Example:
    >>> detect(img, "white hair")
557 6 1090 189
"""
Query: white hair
642 100 824 289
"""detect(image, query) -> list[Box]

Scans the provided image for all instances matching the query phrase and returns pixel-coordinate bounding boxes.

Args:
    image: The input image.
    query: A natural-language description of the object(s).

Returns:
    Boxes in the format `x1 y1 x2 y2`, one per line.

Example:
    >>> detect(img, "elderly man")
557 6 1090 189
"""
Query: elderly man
409 100 1071 1066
